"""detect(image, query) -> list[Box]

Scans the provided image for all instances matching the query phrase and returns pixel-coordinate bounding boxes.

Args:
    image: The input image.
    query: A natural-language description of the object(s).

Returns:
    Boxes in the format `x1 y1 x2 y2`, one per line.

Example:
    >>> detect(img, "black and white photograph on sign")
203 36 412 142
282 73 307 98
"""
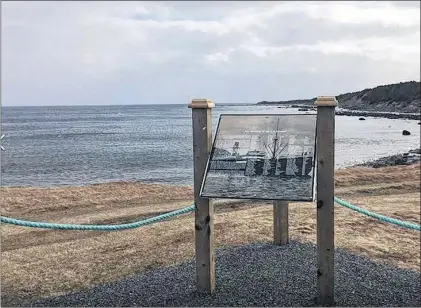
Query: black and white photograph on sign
200 114 317 201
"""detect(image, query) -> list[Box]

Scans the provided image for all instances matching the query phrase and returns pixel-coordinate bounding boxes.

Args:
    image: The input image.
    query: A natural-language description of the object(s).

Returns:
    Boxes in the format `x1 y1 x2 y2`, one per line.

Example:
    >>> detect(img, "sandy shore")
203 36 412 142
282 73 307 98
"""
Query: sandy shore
1 163 420 305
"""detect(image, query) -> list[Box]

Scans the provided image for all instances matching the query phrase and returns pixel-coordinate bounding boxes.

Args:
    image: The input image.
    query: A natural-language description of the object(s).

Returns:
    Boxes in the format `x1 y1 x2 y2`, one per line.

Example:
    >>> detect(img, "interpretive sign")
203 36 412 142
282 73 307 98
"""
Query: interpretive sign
200 114 317 201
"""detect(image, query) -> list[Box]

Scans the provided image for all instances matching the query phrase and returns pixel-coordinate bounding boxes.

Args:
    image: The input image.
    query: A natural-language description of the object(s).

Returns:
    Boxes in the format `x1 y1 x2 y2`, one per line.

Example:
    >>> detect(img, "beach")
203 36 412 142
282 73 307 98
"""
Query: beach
1 162 420 306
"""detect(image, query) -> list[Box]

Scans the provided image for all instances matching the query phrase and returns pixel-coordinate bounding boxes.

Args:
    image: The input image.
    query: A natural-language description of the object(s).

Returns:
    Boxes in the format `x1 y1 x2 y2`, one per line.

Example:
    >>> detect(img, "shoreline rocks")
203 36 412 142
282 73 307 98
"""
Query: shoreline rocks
335 109 420 120
356 148 420 168
257 81 421 114
276 104 419 120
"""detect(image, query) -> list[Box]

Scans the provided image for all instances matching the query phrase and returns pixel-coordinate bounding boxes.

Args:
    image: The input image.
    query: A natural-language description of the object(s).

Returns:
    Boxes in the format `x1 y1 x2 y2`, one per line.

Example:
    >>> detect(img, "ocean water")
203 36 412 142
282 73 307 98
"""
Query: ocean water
1 104 419 187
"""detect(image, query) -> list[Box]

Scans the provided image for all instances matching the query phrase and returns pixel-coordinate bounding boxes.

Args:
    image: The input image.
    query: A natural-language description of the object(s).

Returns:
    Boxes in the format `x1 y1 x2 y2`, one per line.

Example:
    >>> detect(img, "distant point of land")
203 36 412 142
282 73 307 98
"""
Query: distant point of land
257 81 421 114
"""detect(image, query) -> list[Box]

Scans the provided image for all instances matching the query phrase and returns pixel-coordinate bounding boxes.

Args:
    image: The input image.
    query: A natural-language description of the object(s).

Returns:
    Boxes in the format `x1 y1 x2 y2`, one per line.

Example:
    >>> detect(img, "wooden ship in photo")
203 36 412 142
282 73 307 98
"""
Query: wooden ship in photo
210 119 314 177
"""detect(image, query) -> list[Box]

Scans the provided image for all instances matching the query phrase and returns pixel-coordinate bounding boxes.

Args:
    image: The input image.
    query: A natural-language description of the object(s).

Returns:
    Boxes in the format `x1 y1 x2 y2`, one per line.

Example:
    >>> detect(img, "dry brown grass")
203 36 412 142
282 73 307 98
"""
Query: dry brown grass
334 162 420 187
1 163 420 305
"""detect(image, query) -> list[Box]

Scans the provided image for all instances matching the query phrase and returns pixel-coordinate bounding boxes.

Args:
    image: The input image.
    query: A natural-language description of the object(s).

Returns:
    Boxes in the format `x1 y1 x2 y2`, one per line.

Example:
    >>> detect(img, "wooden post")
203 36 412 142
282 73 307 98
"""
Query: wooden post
273 201 288 245
189 98 215 294
315 96 337 306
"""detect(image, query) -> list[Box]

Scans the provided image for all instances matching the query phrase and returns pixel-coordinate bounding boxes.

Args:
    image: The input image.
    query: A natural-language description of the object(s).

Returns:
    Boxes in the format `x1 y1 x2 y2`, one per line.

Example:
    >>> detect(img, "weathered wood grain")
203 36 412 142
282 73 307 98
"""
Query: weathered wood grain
273 200 289 245
189 99 215 294
315 96 337 306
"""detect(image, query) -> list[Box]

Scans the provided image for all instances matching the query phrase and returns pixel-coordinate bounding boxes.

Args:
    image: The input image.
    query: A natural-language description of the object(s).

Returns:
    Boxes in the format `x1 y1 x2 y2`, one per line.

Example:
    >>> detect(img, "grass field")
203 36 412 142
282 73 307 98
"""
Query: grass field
1 163 420 305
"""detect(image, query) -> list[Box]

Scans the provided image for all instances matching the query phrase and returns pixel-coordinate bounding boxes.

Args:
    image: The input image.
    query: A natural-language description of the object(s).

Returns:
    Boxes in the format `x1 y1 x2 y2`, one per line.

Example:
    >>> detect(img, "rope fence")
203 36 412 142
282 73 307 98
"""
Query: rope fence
333 197 420 231
0 204 195 231
1 198 419 232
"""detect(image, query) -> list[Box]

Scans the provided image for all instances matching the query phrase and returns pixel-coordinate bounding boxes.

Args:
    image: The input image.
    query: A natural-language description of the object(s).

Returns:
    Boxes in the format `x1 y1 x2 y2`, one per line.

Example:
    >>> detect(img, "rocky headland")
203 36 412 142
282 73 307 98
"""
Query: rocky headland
257 81 421 120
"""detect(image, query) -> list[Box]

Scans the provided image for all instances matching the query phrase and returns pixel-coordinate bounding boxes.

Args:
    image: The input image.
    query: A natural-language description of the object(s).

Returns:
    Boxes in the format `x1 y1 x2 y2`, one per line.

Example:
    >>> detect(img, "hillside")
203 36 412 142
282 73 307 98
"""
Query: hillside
257 81 421 113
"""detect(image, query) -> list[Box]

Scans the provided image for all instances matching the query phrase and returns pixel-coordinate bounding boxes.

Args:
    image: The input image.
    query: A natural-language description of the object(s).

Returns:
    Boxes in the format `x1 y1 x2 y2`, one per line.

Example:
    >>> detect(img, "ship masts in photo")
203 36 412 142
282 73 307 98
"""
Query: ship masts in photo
264 118 288 160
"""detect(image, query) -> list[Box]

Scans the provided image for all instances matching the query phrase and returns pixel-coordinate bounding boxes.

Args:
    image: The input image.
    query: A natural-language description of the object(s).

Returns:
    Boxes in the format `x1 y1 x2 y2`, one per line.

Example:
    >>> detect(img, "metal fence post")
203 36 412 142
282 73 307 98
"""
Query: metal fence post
188 98 215 294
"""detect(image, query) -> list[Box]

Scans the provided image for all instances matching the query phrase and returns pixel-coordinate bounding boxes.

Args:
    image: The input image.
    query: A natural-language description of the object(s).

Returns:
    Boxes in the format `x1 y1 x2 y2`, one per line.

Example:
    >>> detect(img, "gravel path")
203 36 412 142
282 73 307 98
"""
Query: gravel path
19 241 420 307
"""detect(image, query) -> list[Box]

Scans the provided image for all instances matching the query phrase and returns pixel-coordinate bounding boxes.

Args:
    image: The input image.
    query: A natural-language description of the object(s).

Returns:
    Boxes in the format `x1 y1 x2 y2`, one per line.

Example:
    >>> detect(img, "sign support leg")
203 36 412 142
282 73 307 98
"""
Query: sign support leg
315 96 338 306
273 201 289 245
189 99 215 294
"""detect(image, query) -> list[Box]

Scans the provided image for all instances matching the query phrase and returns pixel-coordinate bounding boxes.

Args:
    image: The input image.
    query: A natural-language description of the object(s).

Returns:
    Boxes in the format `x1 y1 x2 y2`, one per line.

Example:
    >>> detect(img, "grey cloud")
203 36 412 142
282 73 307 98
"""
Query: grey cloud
1 1 420 106
93 48 417 106
389 1 420 8
159 1 278 19
253 12 420 48
131 24 250 58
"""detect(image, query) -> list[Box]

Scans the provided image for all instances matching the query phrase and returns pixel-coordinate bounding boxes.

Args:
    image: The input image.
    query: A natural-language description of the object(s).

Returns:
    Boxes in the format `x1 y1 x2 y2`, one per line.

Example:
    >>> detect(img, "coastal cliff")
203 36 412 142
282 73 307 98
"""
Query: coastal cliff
257 81 420 114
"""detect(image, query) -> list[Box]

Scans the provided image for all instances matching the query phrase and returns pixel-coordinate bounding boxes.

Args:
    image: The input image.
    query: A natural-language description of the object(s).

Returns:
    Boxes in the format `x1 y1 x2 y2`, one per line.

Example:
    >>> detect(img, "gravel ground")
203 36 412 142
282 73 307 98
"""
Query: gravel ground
16 241 420 307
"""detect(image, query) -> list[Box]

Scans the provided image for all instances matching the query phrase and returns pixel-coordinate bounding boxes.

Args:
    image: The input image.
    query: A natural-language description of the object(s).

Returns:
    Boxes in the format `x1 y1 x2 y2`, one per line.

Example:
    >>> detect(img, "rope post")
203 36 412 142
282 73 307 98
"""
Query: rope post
189 98 215 294
273 201 288 245
315 96 337 306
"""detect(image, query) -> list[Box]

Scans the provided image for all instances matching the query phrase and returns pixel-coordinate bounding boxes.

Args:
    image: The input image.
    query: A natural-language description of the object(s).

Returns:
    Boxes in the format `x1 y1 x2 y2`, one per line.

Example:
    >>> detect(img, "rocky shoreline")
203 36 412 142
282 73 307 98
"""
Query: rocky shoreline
335 109 420 121
258 81 421 115
278 105 421 121
357 148 420 168
276 104 420 121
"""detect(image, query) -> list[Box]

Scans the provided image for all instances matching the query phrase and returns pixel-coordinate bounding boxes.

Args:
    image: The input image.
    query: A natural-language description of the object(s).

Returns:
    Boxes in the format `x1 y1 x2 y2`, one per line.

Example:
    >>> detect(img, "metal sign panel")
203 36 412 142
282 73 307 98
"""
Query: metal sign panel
200 114 317 201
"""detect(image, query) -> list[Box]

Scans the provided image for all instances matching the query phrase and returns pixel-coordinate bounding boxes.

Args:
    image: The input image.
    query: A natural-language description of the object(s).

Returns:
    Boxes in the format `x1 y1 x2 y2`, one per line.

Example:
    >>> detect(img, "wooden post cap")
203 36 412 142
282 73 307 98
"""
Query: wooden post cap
188 99 215 109
314 96 338 107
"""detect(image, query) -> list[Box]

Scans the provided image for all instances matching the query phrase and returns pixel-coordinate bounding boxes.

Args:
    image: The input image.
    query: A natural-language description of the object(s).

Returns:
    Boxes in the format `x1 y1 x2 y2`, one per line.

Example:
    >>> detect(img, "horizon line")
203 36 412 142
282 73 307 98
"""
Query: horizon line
1 102 256 108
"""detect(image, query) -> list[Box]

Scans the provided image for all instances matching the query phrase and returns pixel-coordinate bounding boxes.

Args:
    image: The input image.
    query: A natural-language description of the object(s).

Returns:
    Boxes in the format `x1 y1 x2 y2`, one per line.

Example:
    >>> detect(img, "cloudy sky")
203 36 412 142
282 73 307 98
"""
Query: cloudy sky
2 1 420 106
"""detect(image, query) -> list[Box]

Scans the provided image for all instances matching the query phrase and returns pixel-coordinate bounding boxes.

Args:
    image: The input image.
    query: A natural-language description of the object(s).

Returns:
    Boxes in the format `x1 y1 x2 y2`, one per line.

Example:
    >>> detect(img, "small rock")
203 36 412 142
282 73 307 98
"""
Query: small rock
359 117 366 121
402 130 411 136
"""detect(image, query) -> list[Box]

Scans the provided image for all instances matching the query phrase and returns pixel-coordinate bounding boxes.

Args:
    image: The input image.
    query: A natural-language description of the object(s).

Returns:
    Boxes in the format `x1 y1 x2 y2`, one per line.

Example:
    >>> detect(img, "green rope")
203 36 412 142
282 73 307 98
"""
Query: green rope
1 198 419 232
0 204 195 231
334 197 420 231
